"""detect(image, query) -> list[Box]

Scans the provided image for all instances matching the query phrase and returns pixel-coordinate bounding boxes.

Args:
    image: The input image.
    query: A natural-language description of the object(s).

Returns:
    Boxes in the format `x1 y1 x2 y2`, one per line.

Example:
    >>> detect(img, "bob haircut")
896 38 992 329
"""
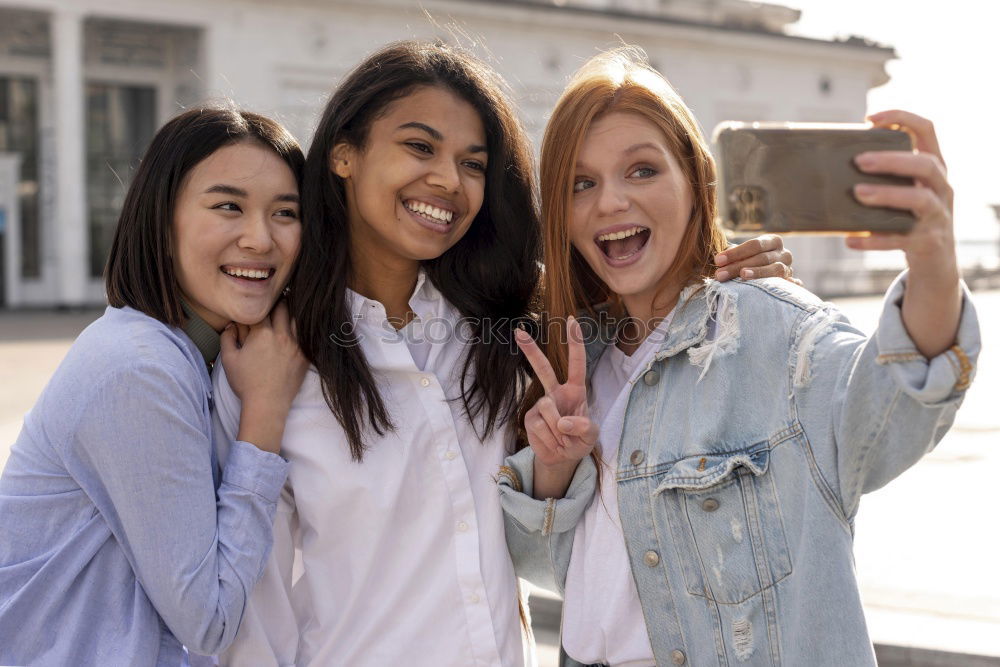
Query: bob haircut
291 40 541 461
519 46 728 436
105 107 305 326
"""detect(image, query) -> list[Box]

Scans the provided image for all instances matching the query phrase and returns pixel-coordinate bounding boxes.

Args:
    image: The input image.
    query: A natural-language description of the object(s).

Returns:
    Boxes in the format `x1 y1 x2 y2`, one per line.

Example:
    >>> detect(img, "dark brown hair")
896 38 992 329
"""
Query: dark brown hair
290 40 541 461
105 107 304 324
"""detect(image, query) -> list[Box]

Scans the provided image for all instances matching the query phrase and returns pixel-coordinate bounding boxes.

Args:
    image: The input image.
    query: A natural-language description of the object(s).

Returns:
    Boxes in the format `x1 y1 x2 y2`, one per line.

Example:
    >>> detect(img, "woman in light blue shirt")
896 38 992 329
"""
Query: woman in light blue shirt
0 108 309 666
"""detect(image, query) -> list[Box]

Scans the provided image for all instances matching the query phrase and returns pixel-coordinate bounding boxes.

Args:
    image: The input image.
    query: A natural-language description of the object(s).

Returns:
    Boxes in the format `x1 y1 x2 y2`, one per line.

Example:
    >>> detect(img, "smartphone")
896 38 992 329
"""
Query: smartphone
713 122 916 234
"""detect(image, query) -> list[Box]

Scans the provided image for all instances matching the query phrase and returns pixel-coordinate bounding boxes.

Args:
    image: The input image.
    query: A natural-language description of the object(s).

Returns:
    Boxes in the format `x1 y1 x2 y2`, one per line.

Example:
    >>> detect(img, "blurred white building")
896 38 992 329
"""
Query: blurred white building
0 0 894 307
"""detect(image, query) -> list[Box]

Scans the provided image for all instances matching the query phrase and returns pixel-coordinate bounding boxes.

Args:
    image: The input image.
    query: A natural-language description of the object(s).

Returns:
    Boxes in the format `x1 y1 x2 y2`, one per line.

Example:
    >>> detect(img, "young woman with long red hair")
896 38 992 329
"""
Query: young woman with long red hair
500 47 980 666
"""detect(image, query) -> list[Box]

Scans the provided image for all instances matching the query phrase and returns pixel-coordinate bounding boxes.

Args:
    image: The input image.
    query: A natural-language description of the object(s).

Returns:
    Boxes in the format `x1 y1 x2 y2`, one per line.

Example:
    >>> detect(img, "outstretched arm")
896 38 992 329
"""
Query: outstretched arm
848 110 961 358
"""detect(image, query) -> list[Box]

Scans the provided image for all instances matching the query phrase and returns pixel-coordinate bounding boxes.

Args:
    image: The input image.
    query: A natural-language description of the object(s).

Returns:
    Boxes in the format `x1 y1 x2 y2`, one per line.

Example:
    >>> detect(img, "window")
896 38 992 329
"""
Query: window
86 82 156 277
0 76 40 279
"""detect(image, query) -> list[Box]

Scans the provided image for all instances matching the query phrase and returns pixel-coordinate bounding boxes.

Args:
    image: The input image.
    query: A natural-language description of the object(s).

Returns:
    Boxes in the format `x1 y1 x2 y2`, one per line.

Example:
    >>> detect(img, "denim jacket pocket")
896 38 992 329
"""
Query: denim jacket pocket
652 444 792 604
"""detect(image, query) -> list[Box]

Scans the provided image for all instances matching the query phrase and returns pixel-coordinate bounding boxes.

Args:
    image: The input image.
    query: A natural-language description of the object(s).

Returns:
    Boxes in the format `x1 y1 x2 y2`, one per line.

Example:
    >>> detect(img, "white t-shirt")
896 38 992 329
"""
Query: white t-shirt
213 272 527 667
562 311 675 667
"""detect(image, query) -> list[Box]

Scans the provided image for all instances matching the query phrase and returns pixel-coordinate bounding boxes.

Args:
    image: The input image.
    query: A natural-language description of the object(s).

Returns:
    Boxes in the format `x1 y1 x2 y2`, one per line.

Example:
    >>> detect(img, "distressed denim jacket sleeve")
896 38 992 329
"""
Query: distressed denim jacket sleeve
497 447 597 594
793 270 981 521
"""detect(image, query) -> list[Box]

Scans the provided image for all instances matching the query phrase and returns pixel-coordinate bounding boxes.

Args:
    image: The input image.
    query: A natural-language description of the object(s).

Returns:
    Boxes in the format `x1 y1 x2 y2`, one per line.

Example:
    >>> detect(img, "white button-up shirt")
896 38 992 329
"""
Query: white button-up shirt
214 273 526 666
563 310 676 667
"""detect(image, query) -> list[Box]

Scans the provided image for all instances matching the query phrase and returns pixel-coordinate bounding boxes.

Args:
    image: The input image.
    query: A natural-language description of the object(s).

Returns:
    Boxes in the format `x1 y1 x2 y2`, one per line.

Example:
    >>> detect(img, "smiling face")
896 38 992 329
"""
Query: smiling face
333 85 488 272
172 141 301 331
570 111 693 315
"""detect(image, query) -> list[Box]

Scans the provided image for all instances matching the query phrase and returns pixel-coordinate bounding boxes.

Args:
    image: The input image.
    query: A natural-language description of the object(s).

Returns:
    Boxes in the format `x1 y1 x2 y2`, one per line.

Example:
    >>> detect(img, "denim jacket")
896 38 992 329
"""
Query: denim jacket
498 273 980 667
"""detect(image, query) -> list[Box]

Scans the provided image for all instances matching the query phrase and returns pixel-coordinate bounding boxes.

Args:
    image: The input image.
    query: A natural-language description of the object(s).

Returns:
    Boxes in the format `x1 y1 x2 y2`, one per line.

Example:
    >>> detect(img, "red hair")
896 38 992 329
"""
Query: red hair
517 47 727 447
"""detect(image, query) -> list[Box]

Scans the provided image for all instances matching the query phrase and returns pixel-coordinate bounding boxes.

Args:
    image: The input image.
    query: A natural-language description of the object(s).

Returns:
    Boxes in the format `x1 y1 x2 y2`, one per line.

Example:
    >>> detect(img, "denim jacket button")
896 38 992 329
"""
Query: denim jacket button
629 450 645 466
702 498 720 512
643 550 660 567
643 369 660 386
671 649 687 665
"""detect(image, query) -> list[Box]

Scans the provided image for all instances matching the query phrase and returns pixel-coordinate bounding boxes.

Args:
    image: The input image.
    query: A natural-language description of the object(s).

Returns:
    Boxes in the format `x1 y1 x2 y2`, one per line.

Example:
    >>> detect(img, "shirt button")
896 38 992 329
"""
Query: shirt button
457 521 468 532
630 450 645 466
643 369 660 386
445 450 457 460
643 550 660 567
702 498 720 512
468 593 480 604
671 649 687 665
420 377 431 387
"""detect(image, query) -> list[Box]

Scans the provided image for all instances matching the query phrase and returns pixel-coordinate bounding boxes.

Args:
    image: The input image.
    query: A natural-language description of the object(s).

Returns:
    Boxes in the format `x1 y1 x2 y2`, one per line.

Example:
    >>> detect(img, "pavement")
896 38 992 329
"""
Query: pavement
1 291 998 666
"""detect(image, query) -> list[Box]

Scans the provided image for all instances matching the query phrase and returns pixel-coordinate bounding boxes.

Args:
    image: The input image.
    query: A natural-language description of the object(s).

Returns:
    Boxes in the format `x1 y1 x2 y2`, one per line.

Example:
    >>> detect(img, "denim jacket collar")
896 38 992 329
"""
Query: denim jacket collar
583 279 717 379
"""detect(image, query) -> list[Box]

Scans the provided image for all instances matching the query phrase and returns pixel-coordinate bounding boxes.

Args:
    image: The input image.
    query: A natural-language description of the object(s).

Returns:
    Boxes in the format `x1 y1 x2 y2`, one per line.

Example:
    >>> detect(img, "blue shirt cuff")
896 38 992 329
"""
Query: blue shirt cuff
222 440 290 502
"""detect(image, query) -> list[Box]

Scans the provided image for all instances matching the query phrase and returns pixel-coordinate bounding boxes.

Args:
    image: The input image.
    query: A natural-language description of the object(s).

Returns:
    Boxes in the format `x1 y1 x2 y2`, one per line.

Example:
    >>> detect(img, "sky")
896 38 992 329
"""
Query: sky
783 0 1000 255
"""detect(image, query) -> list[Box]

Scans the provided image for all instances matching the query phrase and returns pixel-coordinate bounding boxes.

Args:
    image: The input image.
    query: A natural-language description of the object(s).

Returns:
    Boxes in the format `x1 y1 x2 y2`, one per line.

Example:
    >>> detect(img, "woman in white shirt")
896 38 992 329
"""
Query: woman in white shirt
214 40 793 666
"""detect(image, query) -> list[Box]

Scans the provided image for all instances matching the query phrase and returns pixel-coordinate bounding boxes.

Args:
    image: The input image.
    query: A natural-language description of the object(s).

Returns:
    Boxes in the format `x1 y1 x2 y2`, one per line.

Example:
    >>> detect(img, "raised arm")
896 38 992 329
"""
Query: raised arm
498 317 598 593
514 316 597 499
66 302 305 655
213 320 304 666
848 110 961 358
792 109 978 519
68 360 289 655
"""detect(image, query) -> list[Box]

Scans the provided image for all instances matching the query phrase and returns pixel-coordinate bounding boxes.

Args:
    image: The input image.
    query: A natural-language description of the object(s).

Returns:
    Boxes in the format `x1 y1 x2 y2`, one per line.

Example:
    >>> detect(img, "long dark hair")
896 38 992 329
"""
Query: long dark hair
290 41 541 461
105 107 304 325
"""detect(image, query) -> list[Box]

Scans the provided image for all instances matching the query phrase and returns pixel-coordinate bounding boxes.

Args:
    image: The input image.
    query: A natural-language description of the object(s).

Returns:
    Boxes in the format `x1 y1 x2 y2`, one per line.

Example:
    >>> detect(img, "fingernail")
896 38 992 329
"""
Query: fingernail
514 328 529 340
715 253 728 265
742 268 754 279
558 417 573 432
716 270 729 281
855 184 876 199
854 153 876 169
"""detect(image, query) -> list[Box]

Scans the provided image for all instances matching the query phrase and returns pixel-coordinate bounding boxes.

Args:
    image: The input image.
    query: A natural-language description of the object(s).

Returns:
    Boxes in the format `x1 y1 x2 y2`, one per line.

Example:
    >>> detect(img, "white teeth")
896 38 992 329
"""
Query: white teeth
224 268 269 280
597 226 645 242
405 200 454 223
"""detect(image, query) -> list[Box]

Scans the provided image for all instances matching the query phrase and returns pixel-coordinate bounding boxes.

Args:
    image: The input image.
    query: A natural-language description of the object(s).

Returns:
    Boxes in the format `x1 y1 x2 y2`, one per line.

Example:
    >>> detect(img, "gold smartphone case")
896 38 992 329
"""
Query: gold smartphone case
714 122 916 234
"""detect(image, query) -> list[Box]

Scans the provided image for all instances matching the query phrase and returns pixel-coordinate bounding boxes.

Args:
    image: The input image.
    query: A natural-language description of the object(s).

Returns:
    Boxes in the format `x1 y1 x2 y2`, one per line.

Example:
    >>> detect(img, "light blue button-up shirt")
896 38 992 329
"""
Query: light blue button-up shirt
0 306 289 666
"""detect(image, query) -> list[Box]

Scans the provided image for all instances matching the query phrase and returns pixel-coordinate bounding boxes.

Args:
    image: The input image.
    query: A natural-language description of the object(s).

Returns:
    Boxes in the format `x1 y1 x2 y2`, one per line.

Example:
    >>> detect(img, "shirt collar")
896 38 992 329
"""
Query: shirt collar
345 269 444 323
582 279 717 375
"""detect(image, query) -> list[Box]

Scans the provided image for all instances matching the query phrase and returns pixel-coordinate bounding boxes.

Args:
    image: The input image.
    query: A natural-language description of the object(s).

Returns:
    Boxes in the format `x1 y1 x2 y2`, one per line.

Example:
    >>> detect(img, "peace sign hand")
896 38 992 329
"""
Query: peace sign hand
514 317 598 481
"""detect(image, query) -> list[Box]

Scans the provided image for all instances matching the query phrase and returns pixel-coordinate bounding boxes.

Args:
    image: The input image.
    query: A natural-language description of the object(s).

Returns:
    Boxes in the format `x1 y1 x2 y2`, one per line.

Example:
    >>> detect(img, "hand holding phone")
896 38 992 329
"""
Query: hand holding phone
714 122 916 234
845 110 953 262
847 109 961 360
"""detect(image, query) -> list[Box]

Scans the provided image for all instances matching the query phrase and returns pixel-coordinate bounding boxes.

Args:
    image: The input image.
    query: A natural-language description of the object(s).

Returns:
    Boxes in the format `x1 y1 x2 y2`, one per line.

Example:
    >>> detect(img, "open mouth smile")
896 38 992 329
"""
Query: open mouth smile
220 265 276 282
404 199 456 227
595 225 651 262
403 199 461 234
